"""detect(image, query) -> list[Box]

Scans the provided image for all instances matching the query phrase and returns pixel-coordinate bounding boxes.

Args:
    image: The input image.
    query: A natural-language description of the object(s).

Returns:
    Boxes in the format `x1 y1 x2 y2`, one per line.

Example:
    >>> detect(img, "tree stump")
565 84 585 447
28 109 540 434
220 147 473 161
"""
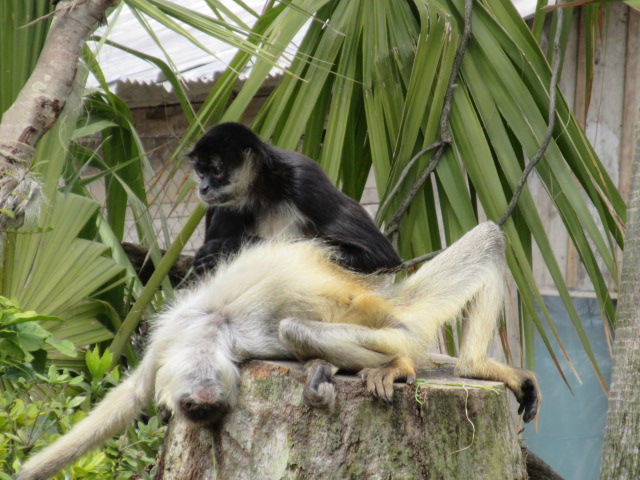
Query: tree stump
154 359 527 480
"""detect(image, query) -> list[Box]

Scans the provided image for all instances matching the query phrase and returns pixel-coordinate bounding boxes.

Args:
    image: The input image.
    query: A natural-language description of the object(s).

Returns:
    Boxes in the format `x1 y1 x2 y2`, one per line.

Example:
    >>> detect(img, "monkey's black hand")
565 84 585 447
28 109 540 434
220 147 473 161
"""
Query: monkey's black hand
517 378 539 423
303 359 337 409
194 236 262 276
193 240 231 276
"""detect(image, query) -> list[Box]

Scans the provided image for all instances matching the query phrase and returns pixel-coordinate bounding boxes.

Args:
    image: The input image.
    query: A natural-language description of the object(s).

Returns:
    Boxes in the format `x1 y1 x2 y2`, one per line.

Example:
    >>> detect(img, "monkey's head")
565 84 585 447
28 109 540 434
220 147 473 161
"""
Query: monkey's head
157 359 240 426
178 381 233 425
189 122 265 209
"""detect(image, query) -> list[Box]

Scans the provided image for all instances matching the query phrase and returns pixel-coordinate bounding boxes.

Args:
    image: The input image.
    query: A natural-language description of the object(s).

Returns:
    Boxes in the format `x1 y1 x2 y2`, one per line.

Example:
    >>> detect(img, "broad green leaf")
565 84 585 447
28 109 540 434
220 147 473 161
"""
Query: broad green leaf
86 346 114 381
1 193 122 360
11 323 49 352
44 338 77 358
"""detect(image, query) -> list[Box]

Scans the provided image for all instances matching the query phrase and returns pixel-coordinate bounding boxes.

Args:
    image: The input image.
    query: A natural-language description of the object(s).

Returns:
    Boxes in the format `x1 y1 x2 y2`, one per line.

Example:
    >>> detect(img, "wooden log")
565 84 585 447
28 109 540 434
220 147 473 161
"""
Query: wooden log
154 360 528 480
523 447 565 480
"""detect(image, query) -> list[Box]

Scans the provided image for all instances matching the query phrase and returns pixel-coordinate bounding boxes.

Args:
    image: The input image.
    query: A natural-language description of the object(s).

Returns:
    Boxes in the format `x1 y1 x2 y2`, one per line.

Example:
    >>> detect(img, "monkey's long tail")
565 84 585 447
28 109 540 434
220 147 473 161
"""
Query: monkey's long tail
16 365 154 480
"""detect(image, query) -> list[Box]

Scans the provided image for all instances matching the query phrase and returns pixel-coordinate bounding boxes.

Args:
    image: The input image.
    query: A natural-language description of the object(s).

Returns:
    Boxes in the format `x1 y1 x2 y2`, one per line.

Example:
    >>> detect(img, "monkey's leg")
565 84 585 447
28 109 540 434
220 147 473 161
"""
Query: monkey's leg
397 222 540 422
454 289 540 422
279 318 415 402
343 292 395 329
17 351 158 480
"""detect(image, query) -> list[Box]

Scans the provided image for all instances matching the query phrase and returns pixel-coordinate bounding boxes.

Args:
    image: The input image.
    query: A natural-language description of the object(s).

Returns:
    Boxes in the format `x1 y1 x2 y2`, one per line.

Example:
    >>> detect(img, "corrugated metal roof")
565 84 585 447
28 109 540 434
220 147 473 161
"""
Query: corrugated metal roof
90 1 539 90
88 0 270 87
512 0 550 18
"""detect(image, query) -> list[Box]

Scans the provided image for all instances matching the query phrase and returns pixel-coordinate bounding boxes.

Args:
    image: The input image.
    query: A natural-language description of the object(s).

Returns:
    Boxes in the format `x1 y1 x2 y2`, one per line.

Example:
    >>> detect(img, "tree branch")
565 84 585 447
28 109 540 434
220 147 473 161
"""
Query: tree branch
497 6 564 227
377 140 442 221
384 0 473 237
400 6 565 269
401 249 443 270
0 0 117 229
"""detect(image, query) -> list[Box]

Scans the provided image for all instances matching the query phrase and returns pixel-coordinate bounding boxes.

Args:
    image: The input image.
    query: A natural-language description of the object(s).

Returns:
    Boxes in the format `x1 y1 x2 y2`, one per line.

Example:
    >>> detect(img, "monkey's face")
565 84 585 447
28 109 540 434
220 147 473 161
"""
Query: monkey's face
178 381 232 425
188 123 265 208
155 337 241 426
189 128 262 209
190 149 261 208
192 154 233 205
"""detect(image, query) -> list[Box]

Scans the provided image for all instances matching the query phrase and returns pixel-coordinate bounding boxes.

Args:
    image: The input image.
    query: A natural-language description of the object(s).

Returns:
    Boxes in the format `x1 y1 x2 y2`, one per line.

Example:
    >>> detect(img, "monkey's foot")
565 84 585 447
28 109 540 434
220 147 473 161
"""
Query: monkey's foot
359 357 416 403
303 359 338 409
516 377 540 423
499 367 540 423
455 360 541 423
179 385 229 424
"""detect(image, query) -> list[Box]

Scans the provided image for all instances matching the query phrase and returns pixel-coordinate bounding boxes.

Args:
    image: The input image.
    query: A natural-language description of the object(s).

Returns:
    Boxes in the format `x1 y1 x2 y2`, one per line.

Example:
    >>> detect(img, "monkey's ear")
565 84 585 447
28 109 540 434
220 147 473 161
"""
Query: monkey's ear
185 147 198 163
243 147 263 163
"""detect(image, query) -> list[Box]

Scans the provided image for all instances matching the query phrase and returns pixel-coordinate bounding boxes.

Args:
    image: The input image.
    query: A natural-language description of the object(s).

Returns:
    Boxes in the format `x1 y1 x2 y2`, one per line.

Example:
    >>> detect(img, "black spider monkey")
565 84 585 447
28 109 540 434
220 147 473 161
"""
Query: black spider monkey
124 122 402 403
189 122 401 276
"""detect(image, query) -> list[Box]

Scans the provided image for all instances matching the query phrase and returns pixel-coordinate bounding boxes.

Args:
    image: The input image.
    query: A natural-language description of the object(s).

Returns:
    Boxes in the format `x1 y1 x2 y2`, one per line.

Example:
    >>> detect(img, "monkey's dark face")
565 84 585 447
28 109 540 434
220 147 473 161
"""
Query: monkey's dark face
189 123 263 208
192 154 234 205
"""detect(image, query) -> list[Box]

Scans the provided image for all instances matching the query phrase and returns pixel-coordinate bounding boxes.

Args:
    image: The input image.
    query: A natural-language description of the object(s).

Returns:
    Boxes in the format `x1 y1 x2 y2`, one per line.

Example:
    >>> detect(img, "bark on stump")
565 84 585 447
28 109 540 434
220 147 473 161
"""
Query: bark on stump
154 360 527 480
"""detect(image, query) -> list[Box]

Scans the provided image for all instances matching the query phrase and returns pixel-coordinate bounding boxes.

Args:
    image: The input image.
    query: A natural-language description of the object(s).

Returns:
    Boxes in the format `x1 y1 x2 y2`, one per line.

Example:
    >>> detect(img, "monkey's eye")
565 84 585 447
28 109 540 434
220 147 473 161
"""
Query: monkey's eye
211 164 225 181
195 170 205 179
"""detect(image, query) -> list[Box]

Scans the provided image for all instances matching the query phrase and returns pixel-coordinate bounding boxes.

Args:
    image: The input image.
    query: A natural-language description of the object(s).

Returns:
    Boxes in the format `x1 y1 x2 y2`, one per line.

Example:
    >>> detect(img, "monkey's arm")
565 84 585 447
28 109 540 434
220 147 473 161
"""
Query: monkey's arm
194 207 259 274
121 242 194 285
279 318 416 403
194 236 261 275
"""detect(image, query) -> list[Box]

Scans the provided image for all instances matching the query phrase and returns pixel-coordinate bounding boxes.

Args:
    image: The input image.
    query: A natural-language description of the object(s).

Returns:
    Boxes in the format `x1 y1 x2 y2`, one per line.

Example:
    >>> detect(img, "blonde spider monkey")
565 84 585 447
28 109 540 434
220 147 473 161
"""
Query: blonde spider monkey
17 222 539 480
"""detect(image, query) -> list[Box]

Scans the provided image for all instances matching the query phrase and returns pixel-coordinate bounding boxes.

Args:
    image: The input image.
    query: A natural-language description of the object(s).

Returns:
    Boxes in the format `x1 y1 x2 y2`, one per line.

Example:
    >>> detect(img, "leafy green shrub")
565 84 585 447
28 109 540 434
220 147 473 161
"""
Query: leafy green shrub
0 373 166 479
0 298 166 479
0 297 75 379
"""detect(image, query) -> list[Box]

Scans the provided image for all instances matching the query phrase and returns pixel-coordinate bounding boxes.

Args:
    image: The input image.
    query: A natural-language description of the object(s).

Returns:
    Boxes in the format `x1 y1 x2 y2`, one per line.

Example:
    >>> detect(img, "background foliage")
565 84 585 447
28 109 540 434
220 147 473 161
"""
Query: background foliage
0 322 164 479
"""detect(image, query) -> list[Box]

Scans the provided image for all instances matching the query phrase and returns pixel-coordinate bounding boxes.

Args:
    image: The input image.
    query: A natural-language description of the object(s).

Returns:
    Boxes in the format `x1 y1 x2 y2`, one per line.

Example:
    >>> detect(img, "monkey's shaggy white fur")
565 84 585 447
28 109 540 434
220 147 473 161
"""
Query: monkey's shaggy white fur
17 222 539 480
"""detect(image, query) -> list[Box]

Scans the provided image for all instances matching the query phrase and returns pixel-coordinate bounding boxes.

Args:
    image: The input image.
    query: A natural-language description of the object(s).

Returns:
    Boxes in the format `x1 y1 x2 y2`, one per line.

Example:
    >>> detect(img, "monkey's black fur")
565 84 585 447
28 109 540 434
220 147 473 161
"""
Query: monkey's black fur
189 122 401 275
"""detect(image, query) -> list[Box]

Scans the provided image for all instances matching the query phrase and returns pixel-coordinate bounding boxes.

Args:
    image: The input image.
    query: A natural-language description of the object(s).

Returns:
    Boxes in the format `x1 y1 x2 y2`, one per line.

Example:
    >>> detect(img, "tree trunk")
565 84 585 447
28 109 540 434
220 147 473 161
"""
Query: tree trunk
523 448 564 480
0 0 117 229
154 360 528 480
599 105 640 478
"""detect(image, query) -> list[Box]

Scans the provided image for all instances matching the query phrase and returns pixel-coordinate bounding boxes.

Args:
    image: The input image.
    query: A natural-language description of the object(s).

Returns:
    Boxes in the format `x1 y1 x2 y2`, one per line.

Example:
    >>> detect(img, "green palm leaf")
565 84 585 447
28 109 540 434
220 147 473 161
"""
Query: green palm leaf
1 192 124 369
